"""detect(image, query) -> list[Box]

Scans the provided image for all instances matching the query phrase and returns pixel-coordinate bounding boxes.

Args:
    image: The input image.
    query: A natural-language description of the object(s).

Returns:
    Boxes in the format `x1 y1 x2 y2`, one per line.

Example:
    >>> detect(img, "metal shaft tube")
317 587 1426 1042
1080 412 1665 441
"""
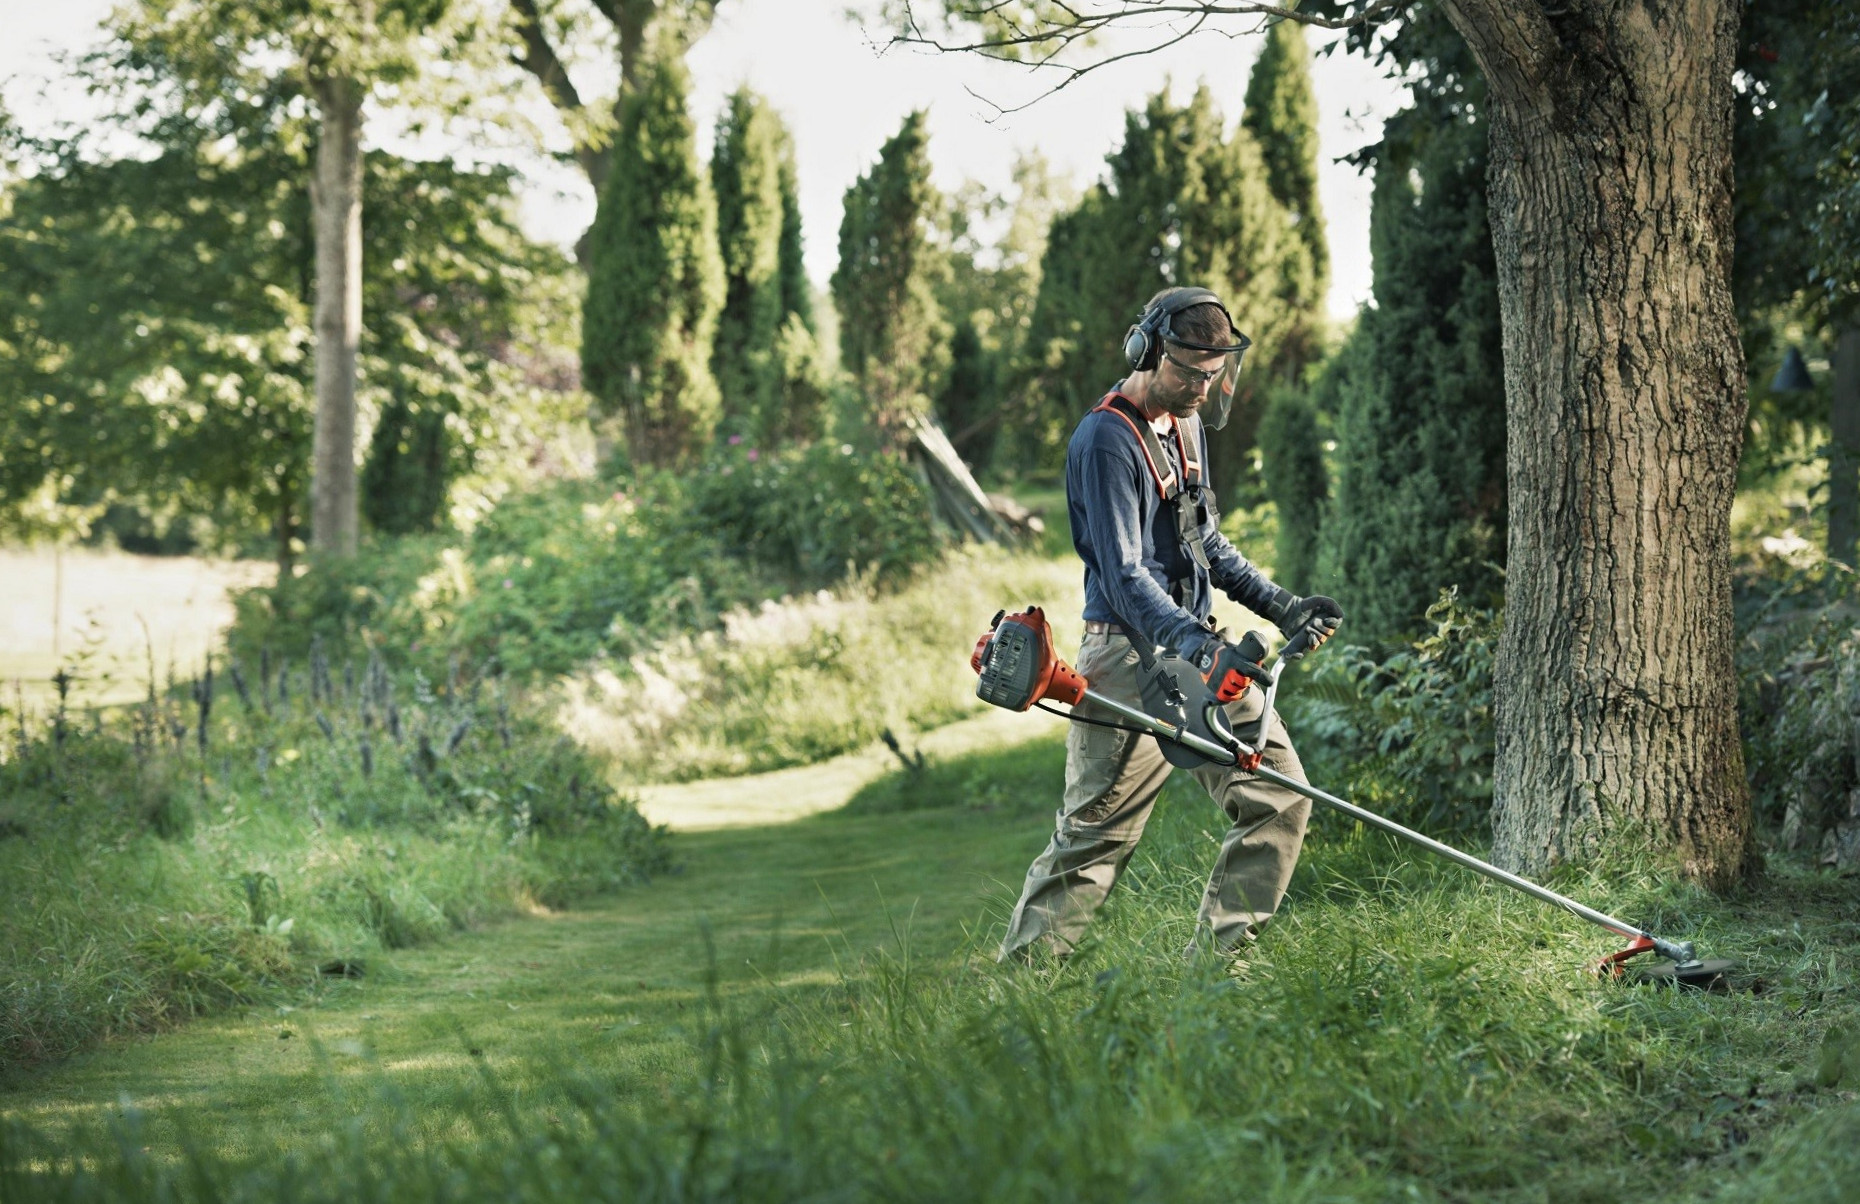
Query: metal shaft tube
1249 765 1642 939
1079 689 1238 764
1074 683 1695 964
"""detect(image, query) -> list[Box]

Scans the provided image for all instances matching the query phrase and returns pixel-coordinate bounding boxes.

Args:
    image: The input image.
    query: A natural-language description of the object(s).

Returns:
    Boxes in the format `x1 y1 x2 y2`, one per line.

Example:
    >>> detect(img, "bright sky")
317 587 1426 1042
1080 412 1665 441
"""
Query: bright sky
1 2 1410 320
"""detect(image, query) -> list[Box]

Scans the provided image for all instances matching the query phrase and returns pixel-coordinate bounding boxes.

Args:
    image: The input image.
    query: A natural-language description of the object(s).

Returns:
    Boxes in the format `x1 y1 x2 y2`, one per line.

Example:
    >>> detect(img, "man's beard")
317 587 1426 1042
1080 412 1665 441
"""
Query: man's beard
1151 380 1204 419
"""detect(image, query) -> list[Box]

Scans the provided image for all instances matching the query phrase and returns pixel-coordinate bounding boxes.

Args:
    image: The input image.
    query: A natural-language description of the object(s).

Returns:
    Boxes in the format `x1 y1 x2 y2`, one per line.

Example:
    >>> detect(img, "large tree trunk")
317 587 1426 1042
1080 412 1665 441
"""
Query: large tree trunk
310 75 364 557
1443 0 1751 885
1830 324 1860 565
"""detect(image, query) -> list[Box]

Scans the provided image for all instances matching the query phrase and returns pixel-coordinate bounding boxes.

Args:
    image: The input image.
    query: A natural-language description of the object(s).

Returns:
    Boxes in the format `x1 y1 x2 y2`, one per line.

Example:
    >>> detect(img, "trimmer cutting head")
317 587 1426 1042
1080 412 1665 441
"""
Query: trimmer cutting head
1626 959 1737 991
1596 935 1737 990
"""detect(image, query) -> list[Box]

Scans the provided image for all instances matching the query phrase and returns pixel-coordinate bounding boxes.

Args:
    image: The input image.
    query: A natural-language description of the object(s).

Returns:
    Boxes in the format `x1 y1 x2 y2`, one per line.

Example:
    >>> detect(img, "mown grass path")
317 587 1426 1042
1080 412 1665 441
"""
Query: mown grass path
0 732 1054 1164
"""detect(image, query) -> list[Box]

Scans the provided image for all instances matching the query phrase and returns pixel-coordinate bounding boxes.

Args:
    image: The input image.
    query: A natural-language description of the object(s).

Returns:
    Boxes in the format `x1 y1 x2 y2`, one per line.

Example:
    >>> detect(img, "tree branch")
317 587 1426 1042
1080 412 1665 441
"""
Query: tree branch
1435 0 1558 114
507 0 615 195
896 0 1415 58
509 0 586 116
889 0 1417 112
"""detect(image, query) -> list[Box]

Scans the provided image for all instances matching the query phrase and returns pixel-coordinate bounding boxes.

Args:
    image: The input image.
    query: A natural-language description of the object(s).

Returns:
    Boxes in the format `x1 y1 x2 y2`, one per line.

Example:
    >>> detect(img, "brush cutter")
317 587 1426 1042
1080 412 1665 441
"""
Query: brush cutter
969 606 1733 989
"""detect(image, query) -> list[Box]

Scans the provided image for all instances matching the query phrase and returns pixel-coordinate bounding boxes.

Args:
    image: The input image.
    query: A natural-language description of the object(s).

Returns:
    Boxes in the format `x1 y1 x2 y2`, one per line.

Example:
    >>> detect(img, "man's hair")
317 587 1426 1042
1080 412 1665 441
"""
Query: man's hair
1144 287 1232 348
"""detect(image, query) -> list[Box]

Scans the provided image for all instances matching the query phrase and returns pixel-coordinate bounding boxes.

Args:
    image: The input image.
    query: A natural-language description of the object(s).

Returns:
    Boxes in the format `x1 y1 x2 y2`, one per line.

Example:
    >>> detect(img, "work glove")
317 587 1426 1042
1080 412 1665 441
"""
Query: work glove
1194 635 1267 703
1274 594 1344 657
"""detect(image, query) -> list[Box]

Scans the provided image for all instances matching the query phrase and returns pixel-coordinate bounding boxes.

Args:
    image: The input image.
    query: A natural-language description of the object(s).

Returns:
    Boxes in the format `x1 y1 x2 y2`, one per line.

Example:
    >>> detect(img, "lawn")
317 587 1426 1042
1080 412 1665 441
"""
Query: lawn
0 546 272 707
4 730 1858 1201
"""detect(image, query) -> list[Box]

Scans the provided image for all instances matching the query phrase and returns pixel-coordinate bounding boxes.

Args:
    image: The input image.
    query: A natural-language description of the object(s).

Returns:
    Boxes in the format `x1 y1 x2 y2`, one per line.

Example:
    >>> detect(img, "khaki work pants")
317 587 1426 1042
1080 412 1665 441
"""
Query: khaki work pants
999 631 1312 960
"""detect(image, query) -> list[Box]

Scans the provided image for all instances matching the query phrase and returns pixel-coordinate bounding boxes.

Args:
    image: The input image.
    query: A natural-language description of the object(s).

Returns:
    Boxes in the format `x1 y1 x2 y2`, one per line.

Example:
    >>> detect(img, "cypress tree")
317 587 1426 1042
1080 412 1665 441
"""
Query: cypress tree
1017 86 1294 487
361 394 451 535
776 133 812 333
581 44 724 468
936 313 996 463
1257 380 1331 592
1196 21 1332 511
711 88 787 439
1315 31 1506 645
831 111 948 447
1242 18 1328 347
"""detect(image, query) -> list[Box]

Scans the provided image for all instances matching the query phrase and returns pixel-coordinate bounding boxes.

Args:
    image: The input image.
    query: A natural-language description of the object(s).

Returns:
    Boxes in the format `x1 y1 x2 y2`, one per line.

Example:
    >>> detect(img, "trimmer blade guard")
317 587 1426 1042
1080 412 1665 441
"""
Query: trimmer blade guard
971 607 1087 712
1596 935 1735 991
1628 959 1736 991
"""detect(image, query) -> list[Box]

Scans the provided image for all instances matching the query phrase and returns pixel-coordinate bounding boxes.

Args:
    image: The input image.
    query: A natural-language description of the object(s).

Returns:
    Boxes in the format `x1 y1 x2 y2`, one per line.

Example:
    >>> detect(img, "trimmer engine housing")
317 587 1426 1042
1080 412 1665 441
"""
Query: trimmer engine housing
971 607 1087 712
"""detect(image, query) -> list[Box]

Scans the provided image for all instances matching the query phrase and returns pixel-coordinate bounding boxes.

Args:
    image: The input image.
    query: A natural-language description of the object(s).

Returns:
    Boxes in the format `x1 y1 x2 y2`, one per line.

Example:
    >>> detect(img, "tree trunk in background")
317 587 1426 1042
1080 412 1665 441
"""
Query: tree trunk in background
1829 324 1860 565
310 75 364 557
1444 0 1751 885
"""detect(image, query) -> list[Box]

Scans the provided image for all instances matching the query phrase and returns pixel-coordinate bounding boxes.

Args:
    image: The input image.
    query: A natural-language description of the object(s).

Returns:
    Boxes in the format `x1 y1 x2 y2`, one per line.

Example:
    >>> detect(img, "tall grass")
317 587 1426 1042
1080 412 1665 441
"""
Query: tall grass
558 545 1084 781
7 739 1857 1201
0 652 667 1075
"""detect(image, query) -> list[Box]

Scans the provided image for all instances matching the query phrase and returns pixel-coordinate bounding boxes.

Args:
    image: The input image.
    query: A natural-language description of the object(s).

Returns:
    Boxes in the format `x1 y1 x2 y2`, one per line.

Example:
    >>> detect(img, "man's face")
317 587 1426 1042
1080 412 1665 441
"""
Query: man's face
1151 344 1227 419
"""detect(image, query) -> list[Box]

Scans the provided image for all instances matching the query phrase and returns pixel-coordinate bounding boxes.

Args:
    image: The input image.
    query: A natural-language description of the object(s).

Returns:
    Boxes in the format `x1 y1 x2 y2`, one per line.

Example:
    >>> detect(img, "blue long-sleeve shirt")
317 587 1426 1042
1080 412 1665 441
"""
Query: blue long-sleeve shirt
1068 391 1283 658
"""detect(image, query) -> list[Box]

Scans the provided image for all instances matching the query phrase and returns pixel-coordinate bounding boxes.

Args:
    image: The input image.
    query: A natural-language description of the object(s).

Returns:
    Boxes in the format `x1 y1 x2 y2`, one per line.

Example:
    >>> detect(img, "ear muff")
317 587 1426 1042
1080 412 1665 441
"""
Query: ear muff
1123 287 1235 373
1123 323 1157 372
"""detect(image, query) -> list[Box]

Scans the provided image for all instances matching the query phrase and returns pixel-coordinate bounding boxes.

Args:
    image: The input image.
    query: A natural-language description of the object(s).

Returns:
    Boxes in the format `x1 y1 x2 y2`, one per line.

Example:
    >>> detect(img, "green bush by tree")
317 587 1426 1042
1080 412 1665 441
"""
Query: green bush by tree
1286 588 1500 836
581 41 724 468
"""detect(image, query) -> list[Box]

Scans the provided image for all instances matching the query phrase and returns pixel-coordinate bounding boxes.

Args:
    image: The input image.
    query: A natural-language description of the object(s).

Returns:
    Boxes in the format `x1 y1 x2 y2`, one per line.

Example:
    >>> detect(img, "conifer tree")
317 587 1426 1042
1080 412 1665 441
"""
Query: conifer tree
1257 380 1332 592
1242 18 1328 348
1315 39 1506 645
711 88 787 438
831 111 948 447
1018 86 1294 487
581 45 724 468
776 137 812 334
1198 21 1332 509
935 155 1075 471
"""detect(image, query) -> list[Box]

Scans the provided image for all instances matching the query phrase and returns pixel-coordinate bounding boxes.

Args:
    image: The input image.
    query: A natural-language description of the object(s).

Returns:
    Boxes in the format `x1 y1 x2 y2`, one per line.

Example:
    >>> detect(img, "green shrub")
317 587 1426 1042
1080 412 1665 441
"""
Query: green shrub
1734 557 1860 861
1283 587 1499 835
707 440 942 582
0 658 669 1075
232 447 942 686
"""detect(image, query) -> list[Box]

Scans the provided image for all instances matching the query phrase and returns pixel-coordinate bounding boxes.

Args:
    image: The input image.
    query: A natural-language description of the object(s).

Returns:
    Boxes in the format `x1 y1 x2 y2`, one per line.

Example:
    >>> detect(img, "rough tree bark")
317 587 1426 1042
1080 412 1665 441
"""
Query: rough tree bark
1830 324 1860 565
1441 0 1751 884
310 74 364 557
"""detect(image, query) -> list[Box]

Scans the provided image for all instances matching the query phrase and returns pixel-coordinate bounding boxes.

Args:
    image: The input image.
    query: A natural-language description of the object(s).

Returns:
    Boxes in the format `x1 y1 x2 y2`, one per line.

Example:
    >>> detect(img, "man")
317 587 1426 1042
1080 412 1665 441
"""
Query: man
1000 286 1344 963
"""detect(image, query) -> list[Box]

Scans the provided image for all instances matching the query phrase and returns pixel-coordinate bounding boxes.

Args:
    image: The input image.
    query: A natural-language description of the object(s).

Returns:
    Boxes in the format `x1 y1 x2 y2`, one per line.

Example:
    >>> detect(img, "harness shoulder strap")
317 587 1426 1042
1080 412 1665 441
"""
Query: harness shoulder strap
1176 413 1204 489
1093 392 1190 501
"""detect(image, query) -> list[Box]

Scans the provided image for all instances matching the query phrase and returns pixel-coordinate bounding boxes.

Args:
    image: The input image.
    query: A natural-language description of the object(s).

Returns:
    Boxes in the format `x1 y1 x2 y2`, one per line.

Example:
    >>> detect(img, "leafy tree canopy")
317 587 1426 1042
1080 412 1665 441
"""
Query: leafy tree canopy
0 69 571 559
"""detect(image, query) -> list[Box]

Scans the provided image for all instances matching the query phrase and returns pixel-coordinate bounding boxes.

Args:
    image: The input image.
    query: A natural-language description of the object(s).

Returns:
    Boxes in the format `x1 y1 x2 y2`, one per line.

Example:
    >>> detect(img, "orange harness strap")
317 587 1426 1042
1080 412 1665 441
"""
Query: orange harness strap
1092 392 1199 501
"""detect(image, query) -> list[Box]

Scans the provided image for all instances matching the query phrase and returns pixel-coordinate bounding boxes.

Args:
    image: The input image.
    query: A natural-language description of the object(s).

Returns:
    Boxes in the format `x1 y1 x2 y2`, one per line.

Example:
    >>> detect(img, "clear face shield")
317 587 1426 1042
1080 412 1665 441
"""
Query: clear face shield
1159 330 1251 430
